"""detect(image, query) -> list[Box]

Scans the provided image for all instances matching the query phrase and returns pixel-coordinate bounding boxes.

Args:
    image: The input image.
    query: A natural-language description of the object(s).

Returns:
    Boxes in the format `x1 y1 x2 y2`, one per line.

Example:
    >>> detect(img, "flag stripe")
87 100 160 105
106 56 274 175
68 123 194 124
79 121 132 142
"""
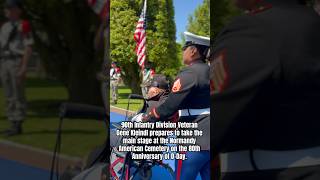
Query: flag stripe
137 35 146 53
134 0 147 68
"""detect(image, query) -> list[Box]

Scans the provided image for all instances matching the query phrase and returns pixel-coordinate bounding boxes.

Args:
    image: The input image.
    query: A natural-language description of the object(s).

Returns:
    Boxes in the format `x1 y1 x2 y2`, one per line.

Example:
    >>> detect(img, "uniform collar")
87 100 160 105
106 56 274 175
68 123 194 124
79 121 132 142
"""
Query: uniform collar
188 58 205 66
245 0 273 15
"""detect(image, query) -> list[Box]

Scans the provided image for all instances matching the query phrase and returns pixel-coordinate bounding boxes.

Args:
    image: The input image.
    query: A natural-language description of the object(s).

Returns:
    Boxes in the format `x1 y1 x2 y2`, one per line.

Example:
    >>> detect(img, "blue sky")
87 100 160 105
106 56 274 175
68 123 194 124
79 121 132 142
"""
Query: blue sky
173 0 204 43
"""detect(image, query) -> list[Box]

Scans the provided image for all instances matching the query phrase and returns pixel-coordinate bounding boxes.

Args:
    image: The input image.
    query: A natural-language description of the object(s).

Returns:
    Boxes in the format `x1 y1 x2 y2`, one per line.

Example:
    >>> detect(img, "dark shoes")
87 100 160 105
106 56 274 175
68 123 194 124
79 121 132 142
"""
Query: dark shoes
111 100 117 105
3 121 23 137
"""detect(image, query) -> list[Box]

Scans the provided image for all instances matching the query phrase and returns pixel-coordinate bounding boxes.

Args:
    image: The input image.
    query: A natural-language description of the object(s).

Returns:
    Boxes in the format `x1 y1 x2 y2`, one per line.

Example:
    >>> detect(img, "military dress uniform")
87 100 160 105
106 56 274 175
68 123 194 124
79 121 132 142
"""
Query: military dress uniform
147 32 211 180
110 63 121 104
0 16 33 132
145 74 170 114
211 0 320 179
140 67 155 98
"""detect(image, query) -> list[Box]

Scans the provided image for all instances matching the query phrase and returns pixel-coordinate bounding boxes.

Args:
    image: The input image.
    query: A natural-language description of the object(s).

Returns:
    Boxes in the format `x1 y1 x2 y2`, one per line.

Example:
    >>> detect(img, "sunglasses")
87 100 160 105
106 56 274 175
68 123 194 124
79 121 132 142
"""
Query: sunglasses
182 41 196 51
149 81 169 90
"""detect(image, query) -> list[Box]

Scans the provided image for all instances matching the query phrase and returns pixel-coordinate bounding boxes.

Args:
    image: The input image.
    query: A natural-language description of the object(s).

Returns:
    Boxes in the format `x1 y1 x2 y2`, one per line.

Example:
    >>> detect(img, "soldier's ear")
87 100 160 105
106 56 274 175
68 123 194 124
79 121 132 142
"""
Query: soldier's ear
190 46 198 56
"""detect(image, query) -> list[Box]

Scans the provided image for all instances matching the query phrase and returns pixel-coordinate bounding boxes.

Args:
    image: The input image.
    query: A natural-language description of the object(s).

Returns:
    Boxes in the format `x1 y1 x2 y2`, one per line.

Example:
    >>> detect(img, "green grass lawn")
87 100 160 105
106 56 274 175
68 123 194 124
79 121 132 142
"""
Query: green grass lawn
0 75 106 158
110 86 144 112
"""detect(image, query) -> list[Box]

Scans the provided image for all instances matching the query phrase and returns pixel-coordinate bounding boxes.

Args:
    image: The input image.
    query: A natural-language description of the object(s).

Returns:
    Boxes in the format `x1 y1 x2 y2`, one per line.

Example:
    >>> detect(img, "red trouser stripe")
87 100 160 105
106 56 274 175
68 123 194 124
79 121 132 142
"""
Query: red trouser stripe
176 159 183 180
176 151 186 180
125 165 129 180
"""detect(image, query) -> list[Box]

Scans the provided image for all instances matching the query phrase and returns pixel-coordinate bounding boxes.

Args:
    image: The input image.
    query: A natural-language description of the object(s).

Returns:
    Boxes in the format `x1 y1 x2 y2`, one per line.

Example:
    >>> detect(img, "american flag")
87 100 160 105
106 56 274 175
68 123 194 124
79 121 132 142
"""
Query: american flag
134 0 147 68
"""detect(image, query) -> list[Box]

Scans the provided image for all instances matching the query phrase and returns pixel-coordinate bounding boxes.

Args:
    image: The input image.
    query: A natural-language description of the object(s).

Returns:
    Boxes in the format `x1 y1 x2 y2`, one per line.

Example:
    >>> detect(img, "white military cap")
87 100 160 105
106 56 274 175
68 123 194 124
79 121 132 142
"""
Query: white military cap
184 31 210 48
183 32 210 58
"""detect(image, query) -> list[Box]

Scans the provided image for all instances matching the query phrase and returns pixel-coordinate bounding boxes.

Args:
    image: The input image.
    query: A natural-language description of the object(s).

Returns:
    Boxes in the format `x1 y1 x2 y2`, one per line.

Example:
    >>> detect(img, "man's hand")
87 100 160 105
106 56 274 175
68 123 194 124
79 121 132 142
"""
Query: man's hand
17 65 27 85
142 113 158 123
117 77 122 84
16 46 32 84
142 114 150 122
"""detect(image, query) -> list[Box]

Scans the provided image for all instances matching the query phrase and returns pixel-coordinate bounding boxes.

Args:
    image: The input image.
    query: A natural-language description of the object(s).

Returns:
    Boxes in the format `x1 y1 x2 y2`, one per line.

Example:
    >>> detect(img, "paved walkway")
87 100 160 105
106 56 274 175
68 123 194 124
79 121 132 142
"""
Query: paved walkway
0 140 82 179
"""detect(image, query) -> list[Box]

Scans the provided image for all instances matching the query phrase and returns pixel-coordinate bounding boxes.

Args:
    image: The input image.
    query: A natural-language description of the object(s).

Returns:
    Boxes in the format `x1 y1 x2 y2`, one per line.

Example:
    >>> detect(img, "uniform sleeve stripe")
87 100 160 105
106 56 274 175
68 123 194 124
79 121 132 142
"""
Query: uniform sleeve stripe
152 108 160 119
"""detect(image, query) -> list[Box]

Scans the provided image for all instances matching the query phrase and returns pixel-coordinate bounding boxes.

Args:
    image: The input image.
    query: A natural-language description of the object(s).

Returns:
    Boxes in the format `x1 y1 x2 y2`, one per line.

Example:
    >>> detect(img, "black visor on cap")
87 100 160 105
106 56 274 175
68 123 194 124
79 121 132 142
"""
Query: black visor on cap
183 43 209 58
182 41 195 51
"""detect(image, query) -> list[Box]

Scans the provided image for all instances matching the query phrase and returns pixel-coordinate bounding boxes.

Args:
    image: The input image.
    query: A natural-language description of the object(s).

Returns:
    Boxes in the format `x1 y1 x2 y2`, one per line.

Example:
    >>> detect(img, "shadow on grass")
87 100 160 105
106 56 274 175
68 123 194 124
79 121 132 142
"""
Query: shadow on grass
118 86 129 90
116 102 141 105
27 99 63 118
1 100 63 119
22 129 102 135
25 77 63 88
118 93 131 99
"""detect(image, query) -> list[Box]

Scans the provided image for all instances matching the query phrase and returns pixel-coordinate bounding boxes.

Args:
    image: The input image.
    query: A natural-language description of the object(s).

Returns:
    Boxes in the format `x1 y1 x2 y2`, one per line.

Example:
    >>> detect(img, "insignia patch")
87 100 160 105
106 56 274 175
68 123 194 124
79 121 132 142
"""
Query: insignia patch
172 78 182 93
21 20 31 36
210 50 228 95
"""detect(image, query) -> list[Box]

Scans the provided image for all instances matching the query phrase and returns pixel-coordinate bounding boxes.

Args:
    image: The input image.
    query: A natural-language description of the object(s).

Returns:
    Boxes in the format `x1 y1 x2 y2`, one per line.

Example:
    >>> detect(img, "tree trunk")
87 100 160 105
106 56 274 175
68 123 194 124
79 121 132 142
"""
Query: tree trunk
24 1 103 105
122 63 141 95
67 63 102 105
68 26 102 105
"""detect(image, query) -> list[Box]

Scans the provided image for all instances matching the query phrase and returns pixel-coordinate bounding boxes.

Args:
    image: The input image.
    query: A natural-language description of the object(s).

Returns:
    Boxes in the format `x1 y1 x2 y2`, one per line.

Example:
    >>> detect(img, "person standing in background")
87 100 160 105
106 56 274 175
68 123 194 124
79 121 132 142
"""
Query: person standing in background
140 61 155 98
0 0 33 136
110 61 121 105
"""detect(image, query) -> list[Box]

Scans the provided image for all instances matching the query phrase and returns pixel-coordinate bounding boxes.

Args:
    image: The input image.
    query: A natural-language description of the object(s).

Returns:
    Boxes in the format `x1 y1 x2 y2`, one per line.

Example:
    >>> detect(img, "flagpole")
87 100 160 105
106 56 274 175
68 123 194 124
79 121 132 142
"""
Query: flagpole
144 0 147 16
143 0 147 69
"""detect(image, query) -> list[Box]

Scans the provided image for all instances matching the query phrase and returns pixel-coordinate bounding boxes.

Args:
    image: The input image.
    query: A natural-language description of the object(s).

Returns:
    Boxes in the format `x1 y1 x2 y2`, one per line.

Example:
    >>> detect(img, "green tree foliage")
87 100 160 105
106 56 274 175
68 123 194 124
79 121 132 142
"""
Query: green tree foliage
110 0 179 93
187 0 210 37
110 0 139 92
148 0 179 78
